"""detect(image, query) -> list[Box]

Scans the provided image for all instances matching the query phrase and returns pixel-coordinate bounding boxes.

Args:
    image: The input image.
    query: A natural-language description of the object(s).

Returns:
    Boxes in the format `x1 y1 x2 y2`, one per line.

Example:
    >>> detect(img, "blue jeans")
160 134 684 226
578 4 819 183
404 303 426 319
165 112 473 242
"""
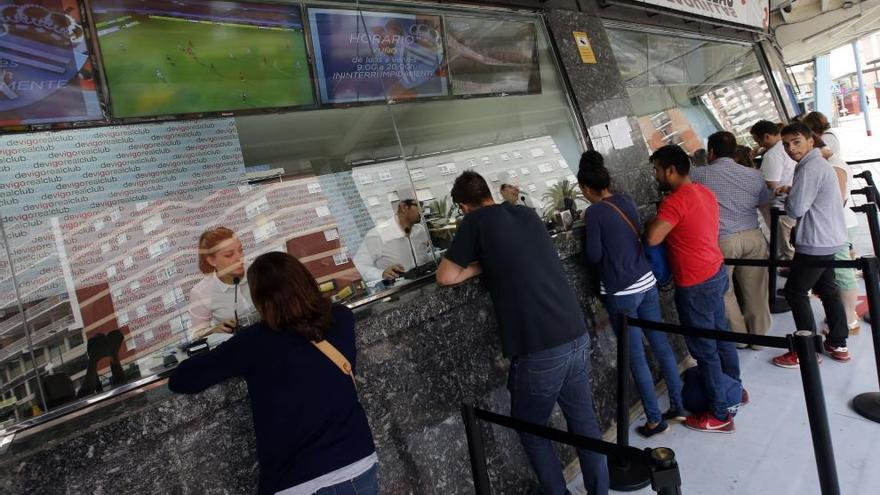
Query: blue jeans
604 286 683 424
314 463 379 495
508 334 609 495
674 266 741 420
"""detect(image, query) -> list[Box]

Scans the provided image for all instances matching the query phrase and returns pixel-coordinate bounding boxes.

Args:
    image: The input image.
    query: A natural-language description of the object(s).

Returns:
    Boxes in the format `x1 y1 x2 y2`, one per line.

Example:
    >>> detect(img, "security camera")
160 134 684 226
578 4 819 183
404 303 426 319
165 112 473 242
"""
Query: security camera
781 0 798 14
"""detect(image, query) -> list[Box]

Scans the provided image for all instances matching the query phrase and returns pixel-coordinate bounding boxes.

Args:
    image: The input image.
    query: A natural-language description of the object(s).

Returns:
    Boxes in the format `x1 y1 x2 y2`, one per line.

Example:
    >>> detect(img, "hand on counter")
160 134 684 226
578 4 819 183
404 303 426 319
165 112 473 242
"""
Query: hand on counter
192 319 237 340
382 264 406 280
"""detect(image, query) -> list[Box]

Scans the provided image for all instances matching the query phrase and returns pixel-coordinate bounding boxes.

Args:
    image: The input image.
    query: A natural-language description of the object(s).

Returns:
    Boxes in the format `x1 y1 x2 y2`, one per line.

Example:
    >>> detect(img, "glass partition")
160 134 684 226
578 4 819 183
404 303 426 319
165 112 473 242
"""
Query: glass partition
0 0 585 429
606 26 782 154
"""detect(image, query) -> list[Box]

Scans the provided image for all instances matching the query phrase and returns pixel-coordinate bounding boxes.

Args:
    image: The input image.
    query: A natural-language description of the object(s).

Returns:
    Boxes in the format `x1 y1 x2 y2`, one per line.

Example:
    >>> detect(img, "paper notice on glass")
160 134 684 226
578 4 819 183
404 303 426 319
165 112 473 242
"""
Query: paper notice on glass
608 117 634 150
588 123 614 155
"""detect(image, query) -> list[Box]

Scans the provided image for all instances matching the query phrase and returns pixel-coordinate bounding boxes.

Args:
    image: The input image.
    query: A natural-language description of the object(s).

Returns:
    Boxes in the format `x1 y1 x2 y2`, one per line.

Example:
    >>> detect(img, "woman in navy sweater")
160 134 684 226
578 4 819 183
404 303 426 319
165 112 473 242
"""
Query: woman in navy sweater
169 252 378 495
578 151 684 437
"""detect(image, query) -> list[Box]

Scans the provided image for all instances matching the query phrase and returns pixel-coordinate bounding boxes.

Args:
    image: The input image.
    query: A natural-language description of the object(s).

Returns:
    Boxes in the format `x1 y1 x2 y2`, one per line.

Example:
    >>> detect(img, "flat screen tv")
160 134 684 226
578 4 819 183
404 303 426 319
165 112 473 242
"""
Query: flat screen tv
308 7 448 104
445 16 541 96
0 0 103 127
90 0 314 118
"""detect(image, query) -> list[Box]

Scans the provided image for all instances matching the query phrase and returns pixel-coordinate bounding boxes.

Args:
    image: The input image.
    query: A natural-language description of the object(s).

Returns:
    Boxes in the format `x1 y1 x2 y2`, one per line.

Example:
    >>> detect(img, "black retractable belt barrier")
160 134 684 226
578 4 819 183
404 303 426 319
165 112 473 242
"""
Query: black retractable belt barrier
460 403 683 495
852 203 880 258
626 318 842 495
851 187 878 206
767 207 791 313
853 256 880 423
609 314 652 491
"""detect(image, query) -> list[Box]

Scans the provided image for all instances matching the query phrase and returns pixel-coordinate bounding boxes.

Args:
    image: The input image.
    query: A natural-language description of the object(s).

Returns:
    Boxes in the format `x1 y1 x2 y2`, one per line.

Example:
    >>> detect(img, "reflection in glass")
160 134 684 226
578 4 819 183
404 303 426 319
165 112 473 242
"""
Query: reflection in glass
607 27 782 153
0 4 585 431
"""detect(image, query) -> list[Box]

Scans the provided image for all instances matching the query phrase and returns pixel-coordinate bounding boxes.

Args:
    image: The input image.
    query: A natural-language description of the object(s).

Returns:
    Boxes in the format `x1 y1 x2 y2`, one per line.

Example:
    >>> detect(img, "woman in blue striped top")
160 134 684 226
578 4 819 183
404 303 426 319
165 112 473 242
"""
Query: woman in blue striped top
578 151 684 437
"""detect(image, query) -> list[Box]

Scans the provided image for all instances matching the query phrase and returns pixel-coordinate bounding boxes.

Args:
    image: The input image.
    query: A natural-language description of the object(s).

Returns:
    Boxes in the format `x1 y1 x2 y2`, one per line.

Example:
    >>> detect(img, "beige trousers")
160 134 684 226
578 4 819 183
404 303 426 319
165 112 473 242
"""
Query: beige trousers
778 215 797 260
720 229 771 335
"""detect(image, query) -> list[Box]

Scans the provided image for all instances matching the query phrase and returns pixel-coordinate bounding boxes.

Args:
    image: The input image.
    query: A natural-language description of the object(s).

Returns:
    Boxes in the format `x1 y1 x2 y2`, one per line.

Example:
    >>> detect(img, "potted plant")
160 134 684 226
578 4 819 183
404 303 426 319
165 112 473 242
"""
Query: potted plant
541 179 583 221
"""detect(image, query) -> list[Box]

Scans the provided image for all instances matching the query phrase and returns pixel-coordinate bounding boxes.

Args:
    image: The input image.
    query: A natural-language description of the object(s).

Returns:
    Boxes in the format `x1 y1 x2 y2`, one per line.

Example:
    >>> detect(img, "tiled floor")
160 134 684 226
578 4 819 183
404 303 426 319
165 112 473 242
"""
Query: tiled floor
568 215 880 494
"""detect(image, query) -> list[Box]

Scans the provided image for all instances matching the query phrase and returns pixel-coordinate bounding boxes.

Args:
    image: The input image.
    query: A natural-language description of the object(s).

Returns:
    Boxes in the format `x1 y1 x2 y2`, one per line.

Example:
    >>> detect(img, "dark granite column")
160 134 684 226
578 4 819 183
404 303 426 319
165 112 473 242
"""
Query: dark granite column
545 0 658 212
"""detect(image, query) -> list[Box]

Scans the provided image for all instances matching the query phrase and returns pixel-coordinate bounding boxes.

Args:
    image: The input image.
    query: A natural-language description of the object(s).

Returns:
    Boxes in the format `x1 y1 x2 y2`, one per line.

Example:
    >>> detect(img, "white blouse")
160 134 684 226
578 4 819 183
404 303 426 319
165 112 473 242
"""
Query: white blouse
188 272 256 343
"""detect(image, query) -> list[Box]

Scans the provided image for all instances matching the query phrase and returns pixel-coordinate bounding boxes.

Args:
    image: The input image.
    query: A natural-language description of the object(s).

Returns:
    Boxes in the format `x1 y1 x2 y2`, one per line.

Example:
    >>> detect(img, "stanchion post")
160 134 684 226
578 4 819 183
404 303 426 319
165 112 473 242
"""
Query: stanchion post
649 448 683 495
608 314 651 491
461 403 491 494
853 257 880 423
617 313 630 448
792 331 841 495
768 207 790 313
855 203 880 259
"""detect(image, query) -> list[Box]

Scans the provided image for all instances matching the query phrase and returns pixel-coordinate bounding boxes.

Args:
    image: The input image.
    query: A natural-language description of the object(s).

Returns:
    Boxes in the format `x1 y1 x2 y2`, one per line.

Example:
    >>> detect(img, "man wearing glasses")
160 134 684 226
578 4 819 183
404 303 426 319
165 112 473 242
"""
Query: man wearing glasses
352 196 433 285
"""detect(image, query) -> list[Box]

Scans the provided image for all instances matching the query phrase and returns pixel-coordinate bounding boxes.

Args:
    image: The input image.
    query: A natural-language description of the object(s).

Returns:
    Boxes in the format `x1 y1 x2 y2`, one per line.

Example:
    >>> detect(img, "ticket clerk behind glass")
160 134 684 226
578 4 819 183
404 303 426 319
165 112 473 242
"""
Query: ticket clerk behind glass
189 227 257 344
353 197 433 285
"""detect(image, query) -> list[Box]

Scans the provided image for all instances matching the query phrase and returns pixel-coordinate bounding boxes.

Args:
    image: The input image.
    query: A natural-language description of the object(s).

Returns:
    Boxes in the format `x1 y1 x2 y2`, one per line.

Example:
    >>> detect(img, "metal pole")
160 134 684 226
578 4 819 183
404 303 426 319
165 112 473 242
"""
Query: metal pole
608 314 651 491
649 447 683 495
461 403 491 494
768 207 790 313
853 257 880 423
852 40 873 137
617 313 630 448
792 331 841 495
856 204 880 259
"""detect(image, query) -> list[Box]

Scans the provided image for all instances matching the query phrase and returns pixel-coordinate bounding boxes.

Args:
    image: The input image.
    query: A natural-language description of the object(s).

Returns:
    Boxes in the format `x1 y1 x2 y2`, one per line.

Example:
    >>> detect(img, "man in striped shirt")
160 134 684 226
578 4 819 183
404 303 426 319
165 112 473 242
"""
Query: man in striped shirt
692 132 771 349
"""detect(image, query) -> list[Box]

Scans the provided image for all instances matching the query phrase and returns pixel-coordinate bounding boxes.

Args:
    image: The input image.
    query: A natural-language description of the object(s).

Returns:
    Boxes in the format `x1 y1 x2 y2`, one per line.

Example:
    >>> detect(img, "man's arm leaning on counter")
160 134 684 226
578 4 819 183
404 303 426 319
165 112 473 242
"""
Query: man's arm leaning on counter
436 258 482 286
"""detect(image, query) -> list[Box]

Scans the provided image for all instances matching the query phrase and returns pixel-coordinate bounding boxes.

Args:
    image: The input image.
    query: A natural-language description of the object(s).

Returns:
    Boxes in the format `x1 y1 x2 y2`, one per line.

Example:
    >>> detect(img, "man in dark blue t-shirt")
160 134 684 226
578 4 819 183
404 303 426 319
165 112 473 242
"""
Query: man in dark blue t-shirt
437 171 609 495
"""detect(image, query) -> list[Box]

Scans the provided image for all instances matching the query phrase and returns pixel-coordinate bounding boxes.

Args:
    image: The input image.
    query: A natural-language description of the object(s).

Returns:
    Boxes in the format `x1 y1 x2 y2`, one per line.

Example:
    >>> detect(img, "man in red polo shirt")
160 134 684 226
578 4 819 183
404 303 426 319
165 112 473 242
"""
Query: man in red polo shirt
646 145 743 434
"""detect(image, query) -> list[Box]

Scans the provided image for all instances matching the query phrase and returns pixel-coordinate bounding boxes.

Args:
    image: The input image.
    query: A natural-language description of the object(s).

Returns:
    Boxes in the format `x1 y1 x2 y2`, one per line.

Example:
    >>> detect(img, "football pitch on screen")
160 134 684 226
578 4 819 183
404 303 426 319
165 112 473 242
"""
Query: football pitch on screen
99 17 314 117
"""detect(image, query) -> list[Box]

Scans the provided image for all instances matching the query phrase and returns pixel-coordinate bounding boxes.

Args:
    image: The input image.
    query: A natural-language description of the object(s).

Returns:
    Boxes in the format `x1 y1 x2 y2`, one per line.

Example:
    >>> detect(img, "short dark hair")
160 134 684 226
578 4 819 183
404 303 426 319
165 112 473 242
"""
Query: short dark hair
649 145 690 176
707 131 737 159
247 252 333 341
576 151 610 191
500 183 514 192
780 122 814 140
750 120 780 138
734 146 756 168
451 171 492 206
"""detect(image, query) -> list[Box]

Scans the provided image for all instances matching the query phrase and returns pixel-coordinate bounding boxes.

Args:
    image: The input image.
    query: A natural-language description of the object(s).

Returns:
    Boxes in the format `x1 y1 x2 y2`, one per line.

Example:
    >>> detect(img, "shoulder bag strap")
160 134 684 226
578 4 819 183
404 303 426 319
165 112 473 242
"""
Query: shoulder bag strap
600 200 640 240
311 340 357 389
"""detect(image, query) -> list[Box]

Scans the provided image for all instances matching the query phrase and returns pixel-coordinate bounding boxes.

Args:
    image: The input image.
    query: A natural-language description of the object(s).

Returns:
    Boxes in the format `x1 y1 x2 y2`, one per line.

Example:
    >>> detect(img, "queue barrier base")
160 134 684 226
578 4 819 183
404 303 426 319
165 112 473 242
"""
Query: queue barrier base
853 392 880 423
608 458 652 492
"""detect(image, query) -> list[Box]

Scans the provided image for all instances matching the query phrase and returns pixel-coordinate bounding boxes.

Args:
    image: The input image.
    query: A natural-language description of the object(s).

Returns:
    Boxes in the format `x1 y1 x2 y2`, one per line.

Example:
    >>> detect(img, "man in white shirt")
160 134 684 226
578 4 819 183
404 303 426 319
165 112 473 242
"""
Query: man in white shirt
500 183 537 209
353 198 433 285
751 120 797 260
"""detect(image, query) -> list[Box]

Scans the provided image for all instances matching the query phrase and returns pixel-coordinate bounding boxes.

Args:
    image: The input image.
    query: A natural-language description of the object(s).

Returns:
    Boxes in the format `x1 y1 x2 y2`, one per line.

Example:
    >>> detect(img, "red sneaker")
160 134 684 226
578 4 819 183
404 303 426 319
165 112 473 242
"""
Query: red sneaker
772 351 823 368
772 351 799 368
823 343 851 362
684 411 734 434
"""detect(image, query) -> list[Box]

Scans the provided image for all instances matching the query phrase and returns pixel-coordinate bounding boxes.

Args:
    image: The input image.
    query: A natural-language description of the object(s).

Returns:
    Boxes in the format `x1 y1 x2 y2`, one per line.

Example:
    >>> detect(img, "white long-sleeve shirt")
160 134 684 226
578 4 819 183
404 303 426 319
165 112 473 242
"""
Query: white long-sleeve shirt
352 218 432 284
188 273 256 344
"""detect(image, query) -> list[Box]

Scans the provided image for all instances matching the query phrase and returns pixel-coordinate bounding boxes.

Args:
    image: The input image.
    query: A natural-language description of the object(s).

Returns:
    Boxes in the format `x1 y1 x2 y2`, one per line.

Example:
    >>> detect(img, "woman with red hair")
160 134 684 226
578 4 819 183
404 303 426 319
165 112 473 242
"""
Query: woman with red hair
188 227 256 342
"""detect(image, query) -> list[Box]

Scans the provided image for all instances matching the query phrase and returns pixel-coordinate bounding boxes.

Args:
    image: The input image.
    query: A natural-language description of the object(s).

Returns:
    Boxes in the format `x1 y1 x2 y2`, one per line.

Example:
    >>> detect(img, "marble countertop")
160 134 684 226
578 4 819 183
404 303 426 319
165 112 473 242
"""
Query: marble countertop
0 227 585 458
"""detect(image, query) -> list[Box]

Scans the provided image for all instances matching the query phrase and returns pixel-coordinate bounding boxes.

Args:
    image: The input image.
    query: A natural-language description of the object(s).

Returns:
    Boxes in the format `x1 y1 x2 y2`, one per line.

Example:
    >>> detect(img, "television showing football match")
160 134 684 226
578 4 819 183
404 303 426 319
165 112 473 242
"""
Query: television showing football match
445 16 541 96
90 0 314 118
0 0 103 127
